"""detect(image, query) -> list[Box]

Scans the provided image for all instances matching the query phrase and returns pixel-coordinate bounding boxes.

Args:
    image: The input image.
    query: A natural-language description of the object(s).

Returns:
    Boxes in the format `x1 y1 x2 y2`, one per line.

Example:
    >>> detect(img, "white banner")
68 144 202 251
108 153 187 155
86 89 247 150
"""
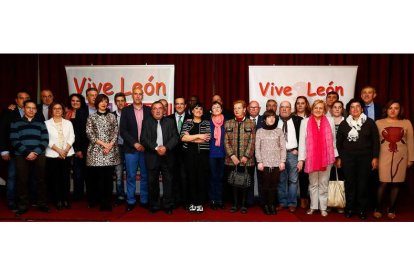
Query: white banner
65 65 175 114
249 66 358 114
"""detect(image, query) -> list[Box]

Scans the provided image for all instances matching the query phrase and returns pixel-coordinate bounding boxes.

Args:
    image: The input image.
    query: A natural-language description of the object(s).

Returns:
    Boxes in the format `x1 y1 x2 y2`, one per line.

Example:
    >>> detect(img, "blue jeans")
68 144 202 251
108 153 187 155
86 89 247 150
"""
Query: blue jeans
278 151 299 207
209 157 224 203
6 157 16 206
125 152 148 205
114 146 126 200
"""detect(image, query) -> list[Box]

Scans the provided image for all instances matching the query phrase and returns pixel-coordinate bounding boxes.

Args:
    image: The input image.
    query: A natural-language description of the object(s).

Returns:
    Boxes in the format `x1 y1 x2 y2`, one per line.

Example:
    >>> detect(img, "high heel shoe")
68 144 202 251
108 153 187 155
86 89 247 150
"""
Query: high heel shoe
63 201 71 209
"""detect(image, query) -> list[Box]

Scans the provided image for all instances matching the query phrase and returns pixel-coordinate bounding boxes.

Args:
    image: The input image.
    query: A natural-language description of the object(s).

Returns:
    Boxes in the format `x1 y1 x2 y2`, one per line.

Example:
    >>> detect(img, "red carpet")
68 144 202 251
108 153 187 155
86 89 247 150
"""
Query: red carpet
1 200 413 222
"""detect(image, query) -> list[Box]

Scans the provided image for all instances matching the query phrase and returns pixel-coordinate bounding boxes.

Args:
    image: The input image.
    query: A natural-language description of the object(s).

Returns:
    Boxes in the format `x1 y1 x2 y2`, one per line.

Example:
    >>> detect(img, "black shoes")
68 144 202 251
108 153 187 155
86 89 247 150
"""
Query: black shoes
38 205 51 213
230 206 238 213
126 203 136 212
240 207 248 214
359 212 367 220
63 201 71 209
344 210 353 218
269 205 277 215
56 201 63 210
15 209 28 217
164 208 173 215
263 205 271 215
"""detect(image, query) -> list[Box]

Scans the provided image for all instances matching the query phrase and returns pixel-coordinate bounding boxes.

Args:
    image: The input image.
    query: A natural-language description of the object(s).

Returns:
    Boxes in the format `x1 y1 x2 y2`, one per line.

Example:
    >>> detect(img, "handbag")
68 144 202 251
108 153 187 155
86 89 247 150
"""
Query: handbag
228 165 251 188
327 167 346 208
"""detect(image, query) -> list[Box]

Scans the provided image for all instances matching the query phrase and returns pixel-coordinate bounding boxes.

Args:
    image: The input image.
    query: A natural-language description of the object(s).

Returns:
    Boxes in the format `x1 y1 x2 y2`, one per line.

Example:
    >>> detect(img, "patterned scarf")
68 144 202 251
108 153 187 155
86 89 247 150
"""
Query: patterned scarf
212 114 224 147
305 115 335 173
346 113 367 142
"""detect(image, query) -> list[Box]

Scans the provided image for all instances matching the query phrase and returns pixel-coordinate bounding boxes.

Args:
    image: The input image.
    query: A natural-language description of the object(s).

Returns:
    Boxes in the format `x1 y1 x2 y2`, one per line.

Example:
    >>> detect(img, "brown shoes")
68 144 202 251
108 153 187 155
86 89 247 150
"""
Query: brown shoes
300 198 309 209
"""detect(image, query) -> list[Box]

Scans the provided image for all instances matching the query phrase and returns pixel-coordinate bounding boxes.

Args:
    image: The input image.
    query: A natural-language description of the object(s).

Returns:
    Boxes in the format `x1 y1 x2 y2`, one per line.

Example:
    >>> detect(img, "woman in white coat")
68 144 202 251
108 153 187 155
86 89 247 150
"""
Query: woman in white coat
297 100 339 217
45 102 75 210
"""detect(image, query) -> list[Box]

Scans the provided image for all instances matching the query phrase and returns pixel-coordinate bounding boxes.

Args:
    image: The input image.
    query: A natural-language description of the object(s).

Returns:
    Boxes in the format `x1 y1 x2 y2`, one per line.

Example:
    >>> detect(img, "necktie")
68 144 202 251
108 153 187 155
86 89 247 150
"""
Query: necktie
281 117 290 142
177 115 182 132
253 118 256 125
364 105 369 116
156 120 163 147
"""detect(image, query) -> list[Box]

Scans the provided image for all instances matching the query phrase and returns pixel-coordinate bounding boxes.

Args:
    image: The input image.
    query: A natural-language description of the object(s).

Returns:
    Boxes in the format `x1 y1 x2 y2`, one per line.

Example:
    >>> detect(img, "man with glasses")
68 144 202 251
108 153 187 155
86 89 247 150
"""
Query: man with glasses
10 100 50 216
167 96 189 208
276 101 302 213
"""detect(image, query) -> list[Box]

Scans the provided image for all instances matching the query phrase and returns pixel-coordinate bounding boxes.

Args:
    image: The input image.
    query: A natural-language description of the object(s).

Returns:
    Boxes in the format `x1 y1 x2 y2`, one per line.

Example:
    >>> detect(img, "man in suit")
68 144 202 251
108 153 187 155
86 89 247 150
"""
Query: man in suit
140 101 178 214
120 87 151 211
360 85 382 121
360 85 383 210
186 95 198 118
247 100 264 206
277 101 302 213
166 96 189 208
0 91 30 211
36 89 54 121
113 92 127 205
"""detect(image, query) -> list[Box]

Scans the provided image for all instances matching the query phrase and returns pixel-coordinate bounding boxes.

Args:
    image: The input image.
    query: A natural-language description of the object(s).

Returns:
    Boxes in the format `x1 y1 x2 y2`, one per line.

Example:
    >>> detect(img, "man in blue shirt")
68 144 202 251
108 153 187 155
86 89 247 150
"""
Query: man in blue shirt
10 100 49 216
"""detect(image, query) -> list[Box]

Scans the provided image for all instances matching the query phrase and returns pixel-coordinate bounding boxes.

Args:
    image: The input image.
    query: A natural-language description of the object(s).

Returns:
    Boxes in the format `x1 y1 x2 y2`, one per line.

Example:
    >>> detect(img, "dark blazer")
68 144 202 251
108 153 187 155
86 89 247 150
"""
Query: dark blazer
35 103 47 121
373 103 383 121
166 112 190 152
0 108 23 153
70 107 89 154
119 104 151 153
140 116 178 170
276 115 302 144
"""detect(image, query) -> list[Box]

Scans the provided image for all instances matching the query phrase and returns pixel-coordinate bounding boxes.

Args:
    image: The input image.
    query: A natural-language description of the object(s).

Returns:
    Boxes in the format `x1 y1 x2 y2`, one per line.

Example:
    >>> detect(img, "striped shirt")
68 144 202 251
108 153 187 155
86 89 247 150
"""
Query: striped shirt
180 119 211 151
10 117 49 156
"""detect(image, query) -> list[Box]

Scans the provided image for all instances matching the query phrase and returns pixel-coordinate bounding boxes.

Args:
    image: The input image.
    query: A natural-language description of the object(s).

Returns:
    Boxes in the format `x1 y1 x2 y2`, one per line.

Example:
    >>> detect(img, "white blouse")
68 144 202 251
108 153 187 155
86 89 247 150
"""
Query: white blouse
45 118 75 158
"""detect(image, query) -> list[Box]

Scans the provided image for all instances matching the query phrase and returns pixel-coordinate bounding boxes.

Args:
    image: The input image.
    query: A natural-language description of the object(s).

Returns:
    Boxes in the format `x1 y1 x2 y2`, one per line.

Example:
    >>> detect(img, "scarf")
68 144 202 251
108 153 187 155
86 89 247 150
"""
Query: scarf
262 120 277 130
280 115 292 142
305 115 335 173
346 113 367 142
212 114 224 147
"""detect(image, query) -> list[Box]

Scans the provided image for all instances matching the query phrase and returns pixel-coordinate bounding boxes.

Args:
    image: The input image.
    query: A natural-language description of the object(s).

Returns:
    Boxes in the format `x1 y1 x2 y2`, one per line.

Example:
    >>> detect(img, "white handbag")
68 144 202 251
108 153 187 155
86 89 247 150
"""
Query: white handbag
327 167 346 209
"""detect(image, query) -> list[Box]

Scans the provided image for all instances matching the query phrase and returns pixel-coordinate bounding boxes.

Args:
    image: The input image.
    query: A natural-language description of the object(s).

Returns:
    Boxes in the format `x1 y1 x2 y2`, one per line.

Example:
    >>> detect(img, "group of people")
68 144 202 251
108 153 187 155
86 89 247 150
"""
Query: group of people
1 85 413 220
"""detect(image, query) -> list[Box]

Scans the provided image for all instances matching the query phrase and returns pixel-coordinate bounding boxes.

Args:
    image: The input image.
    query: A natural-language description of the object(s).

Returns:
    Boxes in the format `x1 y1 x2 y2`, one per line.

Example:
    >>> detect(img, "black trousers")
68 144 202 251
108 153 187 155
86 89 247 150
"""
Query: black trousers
261 167 280 206
171 150 188 206
148 158 173 210
185 150 209 206
89 166 114 209
46 157 71 203
15 154 47 210
341 152 372 213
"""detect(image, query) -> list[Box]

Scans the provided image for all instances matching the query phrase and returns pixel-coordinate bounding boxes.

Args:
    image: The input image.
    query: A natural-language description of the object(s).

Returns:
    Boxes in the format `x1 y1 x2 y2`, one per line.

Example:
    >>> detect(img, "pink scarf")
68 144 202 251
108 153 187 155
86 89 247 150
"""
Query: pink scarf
305 115 335 173
212 114 224 147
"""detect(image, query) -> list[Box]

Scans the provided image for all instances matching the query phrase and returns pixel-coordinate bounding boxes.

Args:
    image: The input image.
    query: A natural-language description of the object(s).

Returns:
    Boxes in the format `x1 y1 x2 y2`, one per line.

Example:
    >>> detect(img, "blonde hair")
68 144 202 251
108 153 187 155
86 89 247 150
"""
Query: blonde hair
311 99 327 113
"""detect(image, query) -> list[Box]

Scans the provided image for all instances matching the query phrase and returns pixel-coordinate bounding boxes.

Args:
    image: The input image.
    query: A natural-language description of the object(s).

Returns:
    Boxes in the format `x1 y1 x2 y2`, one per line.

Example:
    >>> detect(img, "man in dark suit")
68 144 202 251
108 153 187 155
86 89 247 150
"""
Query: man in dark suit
277 101 302 213
360 85 383 121
0 91 30 211
166 96 189 208
36 89 54 121
246 100 264 206
120 87 151 211
140 101 178 214
360 85 383 209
